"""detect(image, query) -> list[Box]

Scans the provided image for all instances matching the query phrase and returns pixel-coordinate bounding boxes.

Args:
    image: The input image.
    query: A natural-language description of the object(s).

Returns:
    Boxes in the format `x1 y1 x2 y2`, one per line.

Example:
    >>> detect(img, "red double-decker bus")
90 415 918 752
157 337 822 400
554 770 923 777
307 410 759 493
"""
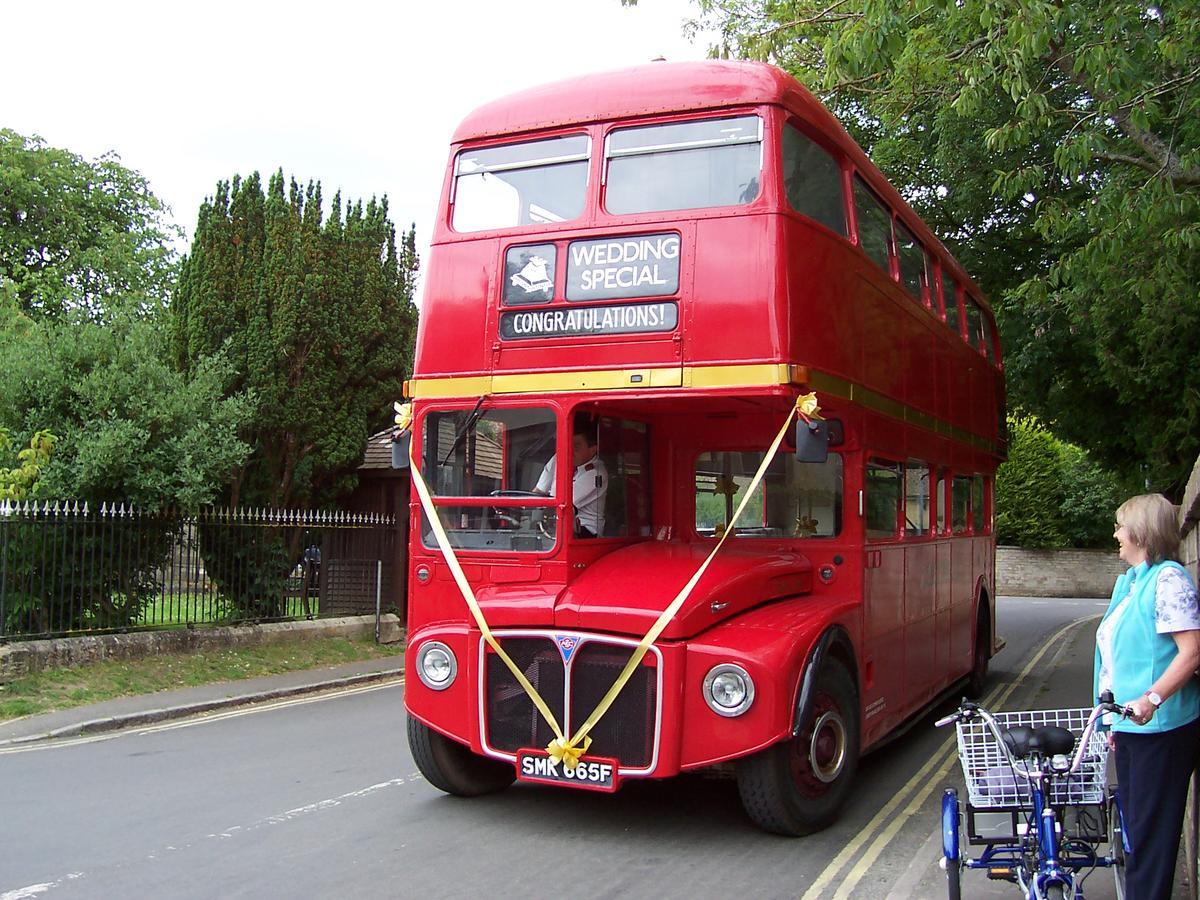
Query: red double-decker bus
401 60 1005 835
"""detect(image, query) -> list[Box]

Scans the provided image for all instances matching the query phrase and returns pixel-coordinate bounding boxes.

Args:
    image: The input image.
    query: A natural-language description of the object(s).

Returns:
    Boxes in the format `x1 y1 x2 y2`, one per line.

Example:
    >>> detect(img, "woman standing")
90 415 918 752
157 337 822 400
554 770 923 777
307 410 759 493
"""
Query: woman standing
1095 493 1200 900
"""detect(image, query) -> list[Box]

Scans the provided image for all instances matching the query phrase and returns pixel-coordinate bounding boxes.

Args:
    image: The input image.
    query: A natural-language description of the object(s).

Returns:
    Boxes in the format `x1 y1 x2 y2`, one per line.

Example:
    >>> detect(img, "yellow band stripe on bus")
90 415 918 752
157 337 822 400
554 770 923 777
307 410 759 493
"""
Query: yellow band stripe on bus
406 364 999 453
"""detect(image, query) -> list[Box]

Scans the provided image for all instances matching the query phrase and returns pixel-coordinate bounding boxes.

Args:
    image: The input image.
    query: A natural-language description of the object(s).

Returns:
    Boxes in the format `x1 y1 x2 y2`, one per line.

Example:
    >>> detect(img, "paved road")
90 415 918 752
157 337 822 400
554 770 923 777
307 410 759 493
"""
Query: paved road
0 597 1114 900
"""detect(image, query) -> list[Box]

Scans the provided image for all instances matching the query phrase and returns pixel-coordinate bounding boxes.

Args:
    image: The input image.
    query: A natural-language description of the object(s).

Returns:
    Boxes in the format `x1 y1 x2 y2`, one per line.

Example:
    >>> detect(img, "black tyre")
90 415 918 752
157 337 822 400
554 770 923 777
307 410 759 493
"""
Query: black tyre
946 860 961 900
407 715 516 797
965 603 990 698
1109 794 1127 900
1045 885 1066 900
736 660 860 835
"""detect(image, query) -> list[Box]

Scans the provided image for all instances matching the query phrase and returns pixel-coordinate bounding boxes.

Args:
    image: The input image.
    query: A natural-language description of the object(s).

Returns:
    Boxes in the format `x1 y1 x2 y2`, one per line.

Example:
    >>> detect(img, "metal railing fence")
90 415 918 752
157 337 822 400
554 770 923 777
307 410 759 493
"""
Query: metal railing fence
0 500 396 641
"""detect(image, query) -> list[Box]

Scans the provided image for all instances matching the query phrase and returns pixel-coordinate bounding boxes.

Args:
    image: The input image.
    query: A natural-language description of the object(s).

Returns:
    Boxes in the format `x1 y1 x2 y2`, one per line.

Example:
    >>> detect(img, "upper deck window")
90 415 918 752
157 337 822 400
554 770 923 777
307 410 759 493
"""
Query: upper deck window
782 125 846 236
852 176 892 273
894 221 926 302
965 296 985 356
941 271 961 335
452 135 590 233
604 115 762 215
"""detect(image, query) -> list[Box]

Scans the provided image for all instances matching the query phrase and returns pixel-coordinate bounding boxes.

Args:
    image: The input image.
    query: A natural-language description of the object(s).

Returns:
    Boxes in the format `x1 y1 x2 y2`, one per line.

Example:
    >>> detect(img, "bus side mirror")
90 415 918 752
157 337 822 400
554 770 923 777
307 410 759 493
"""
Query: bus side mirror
391 432 411 469
795 420 829 463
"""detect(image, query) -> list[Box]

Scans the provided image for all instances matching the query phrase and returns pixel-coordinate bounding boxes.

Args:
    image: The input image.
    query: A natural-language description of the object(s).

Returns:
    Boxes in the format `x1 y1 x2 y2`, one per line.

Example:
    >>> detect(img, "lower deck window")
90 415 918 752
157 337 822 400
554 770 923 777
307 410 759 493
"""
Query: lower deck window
694 451 842 538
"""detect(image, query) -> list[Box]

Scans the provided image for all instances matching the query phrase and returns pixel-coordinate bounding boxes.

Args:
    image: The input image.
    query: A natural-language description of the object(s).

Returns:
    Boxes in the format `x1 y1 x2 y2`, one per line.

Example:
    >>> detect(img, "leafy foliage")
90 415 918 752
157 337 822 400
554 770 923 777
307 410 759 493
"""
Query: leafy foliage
995 414 1127 548
0 429 55 501
0 316 253 510
170 170 419 510
695 0 1200 495
0 129 181 322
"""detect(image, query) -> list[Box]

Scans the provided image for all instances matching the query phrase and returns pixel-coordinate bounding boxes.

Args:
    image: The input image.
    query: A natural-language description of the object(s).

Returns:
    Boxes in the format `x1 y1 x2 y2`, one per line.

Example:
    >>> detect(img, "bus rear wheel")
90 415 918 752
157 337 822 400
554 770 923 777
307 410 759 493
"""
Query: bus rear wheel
966 603 990 698
736 660 860 835
407 715 516 796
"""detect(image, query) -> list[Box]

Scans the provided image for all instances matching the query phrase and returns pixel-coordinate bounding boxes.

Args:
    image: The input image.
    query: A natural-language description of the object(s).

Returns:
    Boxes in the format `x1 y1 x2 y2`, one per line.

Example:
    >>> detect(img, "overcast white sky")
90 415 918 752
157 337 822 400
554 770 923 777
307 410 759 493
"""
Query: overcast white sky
3 0 711 302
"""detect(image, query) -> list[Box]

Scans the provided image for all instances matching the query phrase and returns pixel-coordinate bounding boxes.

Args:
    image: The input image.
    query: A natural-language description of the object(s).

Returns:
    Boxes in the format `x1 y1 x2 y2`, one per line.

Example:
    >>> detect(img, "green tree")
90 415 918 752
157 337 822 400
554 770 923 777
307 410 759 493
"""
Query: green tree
995 414 1126 548
0 316 253 509
171 171 419 510
0 129 181 321
695 0 1200 495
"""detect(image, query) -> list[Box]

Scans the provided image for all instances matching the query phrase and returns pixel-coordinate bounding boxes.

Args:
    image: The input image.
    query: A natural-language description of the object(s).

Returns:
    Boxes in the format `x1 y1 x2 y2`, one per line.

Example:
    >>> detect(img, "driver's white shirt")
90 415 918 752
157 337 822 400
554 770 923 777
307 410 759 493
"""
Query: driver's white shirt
535 454 608 536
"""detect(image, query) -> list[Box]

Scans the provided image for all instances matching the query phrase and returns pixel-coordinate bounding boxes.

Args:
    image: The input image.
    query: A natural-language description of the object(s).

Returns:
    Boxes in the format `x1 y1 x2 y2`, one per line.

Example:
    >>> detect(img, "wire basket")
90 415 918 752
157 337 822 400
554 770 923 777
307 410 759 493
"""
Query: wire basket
956 708 1109 809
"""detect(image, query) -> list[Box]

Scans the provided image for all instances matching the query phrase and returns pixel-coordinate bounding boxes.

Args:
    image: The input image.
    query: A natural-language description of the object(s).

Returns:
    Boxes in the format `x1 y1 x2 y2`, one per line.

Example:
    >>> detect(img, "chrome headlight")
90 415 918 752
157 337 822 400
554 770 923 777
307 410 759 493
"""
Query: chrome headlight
703 663 755 717
416 641 457 691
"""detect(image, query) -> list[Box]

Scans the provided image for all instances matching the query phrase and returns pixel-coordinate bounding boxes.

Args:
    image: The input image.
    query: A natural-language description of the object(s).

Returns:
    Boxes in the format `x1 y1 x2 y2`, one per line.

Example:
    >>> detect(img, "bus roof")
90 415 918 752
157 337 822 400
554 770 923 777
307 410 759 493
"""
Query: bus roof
452 60 839 143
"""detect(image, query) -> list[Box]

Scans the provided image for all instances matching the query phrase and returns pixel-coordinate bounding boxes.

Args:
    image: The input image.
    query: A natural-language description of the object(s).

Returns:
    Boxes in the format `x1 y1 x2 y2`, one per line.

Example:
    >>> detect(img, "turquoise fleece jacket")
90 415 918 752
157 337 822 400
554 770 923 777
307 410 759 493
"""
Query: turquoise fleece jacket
1093 560 1200 734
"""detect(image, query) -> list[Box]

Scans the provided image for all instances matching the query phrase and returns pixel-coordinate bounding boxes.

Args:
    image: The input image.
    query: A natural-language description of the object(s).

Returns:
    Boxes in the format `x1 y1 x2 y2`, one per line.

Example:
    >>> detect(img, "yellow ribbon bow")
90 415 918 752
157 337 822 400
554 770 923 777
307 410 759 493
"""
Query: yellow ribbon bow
546 735 592 769
393 401 413 433
796 392 823 420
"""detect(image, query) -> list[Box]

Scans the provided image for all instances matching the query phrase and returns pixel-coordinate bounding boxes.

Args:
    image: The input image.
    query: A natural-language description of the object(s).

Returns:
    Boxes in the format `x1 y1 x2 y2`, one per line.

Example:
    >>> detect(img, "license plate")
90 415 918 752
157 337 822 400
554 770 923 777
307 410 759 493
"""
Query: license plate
515 749 620 793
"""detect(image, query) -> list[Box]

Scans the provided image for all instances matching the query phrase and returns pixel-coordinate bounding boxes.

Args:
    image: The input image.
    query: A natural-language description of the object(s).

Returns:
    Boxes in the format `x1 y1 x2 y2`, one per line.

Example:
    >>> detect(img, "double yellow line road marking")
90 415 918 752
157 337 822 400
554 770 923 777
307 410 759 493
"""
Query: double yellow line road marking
802 615 1098 900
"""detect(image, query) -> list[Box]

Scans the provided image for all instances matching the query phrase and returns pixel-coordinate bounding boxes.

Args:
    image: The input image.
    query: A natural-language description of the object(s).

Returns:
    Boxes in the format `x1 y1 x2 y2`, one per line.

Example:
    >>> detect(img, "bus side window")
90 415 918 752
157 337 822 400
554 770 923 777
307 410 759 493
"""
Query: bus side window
866 458 901 540
782 124 847 236
936 468 949 534
965 296 985 356
972 475 988 534
942 273 961 337
951 474 972 534
852 176 892 274
904 460 930 537
894 221 925 303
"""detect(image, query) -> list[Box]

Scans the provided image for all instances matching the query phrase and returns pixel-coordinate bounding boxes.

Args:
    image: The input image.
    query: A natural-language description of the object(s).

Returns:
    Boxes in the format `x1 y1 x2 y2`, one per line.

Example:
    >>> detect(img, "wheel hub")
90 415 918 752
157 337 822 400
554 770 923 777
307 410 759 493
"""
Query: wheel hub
809 710 847 784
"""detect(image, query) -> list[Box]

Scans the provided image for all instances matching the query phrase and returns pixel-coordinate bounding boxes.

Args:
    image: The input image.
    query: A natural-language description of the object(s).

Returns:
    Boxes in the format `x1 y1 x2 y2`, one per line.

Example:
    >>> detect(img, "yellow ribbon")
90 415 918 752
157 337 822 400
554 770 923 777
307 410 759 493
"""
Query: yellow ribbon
547 736 592 767
394 401 413 433
797 391 823 421
405 393 815 769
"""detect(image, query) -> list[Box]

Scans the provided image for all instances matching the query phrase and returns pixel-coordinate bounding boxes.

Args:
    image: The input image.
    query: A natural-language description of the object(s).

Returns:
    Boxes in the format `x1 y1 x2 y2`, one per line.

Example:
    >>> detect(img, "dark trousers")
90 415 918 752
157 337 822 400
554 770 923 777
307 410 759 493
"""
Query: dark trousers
1115 718 1200 900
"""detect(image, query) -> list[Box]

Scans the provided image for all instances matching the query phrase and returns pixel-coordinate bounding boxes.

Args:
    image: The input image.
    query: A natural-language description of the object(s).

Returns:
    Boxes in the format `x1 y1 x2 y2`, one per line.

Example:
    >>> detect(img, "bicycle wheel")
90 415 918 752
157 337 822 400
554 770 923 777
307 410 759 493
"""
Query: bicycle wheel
941 788 962 900
1045 885 1066 900
1109 792 1127 900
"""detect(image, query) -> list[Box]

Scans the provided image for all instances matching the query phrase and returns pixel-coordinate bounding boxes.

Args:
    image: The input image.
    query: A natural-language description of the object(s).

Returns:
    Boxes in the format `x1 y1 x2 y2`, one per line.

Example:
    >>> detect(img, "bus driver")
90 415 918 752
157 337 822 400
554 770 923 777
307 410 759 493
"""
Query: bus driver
534 422 609 538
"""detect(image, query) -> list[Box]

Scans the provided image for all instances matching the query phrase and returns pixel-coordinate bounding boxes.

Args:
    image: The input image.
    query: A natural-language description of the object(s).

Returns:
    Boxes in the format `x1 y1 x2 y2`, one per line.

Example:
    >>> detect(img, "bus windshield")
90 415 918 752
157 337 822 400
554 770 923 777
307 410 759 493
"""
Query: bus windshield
695 451 843 539
420 406 558 553
605 115 762 215
423 406 556 497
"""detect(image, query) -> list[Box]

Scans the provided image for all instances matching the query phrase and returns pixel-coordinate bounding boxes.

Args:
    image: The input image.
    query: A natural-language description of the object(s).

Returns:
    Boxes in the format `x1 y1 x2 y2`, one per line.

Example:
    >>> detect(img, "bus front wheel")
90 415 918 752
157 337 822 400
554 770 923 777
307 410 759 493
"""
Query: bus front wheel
736 660 860 835
407 716 515 796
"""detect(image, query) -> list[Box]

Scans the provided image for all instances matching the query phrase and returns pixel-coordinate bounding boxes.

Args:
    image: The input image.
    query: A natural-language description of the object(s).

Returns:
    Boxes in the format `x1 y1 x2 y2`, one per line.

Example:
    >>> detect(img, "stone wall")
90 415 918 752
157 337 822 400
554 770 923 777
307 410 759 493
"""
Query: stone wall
996 546 1125 598
0 614 403 681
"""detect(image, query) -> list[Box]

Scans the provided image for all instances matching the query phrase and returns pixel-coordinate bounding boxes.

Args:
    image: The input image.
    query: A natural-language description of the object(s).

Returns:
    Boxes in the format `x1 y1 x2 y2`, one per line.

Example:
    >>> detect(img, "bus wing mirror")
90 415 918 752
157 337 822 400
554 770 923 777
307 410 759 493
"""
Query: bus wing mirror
795 420 829 463
391 432 412 469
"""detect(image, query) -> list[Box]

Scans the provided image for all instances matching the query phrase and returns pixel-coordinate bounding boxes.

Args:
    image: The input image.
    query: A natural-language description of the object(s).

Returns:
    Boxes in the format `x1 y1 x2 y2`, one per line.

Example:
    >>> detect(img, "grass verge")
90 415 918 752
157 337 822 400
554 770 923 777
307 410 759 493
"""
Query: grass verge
0 637 404 721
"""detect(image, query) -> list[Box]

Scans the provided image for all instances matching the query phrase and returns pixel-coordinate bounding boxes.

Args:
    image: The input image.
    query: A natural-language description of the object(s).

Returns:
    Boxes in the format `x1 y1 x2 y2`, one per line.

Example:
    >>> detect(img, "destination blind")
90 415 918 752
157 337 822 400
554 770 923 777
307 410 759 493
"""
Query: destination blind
500 301 677 340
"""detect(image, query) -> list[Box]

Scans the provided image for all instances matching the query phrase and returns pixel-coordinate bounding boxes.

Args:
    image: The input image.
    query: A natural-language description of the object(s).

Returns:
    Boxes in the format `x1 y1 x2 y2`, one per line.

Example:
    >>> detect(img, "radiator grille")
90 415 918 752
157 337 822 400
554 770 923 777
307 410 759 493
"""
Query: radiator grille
483 635 658 769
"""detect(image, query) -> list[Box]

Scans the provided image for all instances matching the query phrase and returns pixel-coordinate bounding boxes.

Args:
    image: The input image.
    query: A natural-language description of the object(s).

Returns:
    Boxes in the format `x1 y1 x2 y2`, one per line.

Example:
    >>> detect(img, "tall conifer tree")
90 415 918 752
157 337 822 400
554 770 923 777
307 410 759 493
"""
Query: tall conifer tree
172 170 419 510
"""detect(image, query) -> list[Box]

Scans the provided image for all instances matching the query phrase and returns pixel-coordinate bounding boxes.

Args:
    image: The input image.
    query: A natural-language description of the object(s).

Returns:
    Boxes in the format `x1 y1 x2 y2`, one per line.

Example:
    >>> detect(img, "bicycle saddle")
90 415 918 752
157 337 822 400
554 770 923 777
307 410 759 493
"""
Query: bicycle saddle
1002 725 1077 759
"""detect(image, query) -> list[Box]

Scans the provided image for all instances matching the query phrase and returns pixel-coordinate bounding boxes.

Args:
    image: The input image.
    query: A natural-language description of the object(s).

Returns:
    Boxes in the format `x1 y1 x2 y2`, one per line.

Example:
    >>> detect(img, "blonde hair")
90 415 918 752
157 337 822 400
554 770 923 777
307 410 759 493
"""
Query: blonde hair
1116 493 1181 563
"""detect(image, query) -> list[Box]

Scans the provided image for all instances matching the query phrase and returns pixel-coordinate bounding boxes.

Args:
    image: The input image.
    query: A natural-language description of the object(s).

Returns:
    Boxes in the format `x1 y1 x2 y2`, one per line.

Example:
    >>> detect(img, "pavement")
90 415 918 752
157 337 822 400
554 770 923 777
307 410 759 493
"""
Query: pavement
0 653 404 747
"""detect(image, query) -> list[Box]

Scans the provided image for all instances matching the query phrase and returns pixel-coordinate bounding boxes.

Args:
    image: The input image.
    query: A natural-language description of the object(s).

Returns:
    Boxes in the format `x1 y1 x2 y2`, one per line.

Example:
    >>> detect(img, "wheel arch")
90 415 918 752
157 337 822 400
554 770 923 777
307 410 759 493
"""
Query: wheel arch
790 624 859 738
